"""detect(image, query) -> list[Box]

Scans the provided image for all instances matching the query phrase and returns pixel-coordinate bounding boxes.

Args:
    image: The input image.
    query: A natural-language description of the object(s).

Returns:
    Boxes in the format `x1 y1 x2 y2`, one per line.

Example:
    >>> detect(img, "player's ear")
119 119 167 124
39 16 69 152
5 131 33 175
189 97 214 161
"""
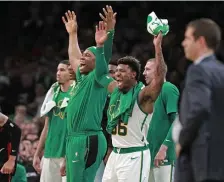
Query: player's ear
131 71 136 79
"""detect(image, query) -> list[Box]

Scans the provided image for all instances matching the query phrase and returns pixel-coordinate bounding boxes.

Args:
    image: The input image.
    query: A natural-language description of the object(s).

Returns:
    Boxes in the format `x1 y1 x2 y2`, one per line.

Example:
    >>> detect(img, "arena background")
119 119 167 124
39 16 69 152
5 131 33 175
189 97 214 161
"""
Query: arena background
0 1 223 181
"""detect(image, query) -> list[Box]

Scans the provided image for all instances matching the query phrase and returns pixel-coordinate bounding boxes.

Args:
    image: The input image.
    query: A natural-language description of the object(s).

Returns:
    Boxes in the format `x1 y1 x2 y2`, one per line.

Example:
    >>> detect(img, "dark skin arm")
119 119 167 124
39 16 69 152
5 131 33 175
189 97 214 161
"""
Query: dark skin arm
62 10 82 72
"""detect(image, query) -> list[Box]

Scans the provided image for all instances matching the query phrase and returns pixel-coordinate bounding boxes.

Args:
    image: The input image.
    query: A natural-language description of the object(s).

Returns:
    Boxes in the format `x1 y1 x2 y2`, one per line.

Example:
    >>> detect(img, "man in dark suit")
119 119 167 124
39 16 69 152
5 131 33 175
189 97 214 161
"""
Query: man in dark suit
175 18 224 182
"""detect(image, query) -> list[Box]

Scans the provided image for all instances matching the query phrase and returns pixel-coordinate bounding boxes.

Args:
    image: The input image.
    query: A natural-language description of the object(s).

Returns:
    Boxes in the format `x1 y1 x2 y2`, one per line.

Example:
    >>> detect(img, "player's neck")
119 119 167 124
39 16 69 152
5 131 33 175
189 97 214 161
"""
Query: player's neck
122 81 137 93
60 80 73 92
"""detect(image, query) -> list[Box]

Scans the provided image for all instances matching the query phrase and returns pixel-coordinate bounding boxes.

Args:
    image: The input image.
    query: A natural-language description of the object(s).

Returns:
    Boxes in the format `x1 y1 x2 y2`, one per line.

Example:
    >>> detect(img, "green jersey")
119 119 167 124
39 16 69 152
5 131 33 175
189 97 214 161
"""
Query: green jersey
66 47 113 133
44 85 73 158
147 82 179 167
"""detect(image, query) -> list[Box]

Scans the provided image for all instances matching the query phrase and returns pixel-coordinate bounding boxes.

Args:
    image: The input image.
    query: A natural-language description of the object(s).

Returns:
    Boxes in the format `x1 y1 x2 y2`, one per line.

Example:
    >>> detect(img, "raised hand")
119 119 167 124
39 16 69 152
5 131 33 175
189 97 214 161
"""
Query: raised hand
153 32 163 48
95 21 108 47
99 5 117 31
62 10 77 34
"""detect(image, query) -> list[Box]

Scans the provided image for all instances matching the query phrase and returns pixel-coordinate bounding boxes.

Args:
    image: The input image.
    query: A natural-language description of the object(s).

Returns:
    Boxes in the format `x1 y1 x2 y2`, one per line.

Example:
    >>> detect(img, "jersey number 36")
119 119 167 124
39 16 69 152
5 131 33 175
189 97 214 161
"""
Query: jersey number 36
112 121 127 136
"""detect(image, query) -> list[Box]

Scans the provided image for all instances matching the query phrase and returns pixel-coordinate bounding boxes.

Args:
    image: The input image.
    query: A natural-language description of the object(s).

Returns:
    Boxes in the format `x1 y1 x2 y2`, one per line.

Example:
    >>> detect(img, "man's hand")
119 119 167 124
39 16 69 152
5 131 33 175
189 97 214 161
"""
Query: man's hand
60 158 66 176
62 10 77 34
99 5 117 31
176 143 182 158
0 157 15 174
33 155 41 174
95 21 108 47
153 32 163 48
154 144 168 168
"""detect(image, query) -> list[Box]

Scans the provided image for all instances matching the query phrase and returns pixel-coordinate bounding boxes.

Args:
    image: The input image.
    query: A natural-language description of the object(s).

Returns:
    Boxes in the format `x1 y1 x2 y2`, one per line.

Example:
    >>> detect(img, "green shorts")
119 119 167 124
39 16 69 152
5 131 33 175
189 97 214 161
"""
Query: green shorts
66 131 107 182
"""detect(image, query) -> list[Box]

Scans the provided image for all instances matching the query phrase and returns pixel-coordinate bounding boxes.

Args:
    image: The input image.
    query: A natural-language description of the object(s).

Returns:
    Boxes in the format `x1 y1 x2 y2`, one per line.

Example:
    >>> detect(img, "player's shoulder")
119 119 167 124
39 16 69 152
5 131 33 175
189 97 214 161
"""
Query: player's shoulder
162 82 179 94
50 82 59 91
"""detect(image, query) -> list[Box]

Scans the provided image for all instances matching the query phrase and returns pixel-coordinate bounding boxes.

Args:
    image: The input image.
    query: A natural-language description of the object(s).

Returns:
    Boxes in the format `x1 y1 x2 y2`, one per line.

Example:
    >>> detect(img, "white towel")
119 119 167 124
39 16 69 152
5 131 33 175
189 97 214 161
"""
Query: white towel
40 82 58 117
147 11 169 36
40 81 76 117
40 81 77 117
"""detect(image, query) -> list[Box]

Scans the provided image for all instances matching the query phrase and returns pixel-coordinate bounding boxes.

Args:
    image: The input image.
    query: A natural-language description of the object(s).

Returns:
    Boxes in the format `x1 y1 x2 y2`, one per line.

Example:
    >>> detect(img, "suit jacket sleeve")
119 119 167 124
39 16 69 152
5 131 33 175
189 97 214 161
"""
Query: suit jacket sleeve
179 65 211 150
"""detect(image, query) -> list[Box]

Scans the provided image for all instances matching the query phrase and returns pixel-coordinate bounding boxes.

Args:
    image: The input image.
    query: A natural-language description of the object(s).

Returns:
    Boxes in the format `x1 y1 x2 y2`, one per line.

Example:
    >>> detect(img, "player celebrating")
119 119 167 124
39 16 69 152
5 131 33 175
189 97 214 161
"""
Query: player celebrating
61 6 116 182
102 32 166 182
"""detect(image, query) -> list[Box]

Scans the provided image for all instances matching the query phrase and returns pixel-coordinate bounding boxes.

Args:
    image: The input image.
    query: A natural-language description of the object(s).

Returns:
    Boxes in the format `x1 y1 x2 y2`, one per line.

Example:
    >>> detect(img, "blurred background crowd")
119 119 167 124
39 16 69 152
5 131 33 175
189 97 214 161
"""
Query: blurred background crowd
0 1 223 181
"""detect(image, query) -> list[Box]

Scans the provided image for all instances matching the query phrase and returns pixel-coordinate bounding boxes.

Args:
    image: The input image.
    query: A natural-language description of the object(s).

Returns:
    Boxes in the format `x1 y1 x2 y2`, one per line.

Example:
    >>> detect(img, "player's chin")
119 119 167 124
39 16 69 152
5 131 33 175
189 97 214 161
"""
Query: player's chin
57 80 63 85
144 78 149 85
79 66 88 74
118 84 124 91
57 78 61 83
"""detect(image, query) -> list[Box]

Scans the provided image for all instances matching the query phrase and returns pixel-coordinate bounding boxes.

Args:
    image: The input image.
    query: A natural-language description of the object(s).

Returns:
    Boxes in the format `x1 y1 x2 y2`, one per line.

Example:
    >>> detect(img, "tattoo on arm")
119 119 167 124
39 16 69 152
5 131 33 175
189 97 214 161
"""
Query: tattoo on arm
150 46 166 101
143 46 166 102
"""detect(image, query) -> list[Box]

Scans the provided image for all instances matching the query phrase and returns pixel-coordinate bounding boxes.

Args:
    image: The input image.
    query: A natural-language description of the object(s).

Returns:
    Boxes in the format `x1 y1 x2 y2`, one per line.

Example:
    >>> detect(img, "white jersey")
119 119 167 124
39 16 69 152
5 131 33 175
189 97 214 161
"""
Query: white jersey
112 101 153 148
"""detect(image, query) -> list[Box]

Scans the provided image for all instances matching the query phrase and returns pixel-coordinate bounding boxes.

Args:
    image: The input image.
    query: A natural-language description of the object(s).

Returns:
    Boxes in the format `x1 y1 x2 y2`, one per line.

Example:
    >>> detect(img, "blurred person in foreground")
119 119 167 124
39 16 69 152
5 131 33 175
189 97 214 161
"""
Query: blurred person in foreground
175 18 224 182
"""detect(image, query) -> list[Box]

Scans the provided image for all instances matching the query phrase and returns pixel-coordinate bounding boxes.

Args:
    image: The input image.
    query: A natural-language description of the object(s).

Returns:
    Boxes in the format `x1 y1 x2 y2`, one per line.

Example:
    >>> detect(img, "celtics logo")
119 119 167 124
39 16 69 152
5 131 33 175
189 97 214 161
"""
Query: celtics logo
53 99 66 119
108 100 120 120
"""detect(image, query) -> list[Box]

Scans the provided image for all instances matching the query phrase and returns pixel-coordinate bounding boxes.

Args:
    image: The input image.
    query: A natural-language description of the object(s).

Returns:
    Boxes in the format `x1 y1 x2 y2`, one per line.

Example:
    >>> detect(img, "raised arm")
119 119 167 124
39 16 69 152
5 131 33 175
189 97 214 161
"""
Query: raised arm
95 21 116 91
139 33 167 105
99 5 117 63
62 10 82 72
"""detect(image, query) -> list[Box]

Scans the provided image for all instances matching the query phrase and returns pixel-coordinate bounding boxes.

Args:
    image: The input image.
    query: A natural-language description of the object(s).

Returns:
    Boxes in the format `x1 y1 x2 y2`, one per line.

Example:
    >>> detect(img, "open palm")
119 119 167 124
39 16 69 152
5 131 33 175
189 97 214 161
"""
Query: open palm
95 21 108 46
99 5 117 31
62 10 77 34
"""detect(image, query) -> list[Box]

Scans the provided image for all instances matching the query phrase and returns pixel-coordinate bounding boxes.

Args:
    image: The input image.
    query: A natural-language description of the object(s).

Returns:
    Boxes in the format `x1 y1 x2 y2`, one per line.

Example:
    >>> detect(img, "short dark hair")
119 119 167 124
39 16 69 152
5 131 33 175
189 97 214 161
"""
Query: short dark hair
109 60 118 66
59 60 70 66
187 18 221 50
117 56 141 81
147 58 168 76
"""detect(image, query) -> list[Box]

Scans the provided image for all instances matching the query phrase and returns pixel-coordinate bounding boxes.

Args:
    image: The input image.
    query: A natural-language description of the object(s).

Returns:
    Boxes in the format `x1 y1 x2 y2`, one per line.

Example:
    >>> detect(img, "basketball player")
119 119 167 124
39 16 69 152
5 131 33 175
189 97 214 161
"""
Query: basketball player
60 7 116 182
102 32 166 182
33 60 75 182
147 78 179 182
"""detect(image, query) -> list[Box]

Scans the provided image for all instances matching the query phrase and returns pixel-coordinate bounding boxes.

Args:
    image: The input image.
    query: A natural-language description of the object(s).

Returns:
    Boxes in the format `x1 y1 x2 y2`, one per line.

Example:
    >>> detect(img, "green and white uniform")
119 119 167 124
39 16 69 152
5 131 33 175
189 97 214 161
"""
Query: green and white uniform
103 90 153 182
147 82 179 182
